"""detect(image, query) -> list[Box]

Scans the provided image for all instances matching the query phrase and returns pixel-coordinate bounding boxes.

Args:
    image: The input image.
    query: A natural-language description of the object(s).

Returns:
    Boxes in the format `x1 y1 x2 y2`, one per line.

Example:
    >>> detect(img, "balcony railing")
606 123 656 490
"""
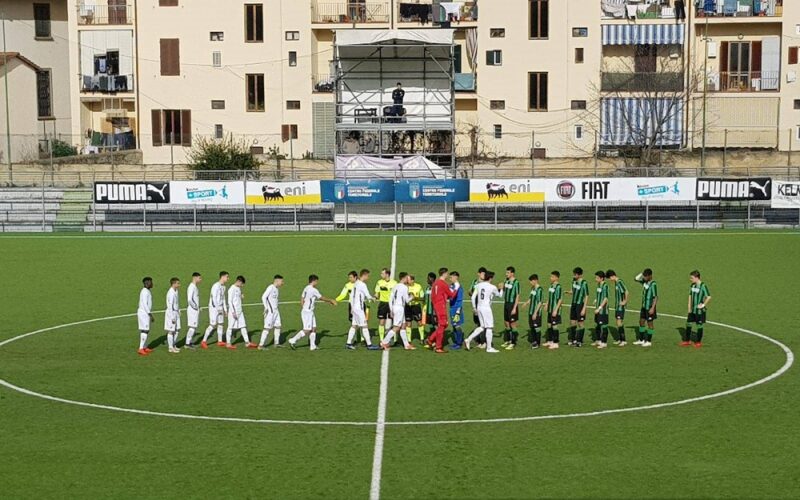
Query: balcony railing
455 73 476 92
601 72 684 92
77 3 134 25
81 74 134 93
313 74 335 93
707 71 780 92
696 0 782 18
311 2 390 24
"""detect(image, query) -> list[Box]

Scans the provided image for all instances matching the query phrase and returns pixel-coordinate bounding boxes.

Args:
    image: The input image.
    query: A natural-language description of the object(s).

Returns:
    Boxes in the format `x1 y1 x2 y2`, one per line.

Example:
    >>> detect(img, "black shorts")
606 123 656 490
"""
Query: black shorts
377 302 390 320
405 304 423 323
640 307 657 321
504 303 519 323
570 304 586 322
687 311 706 325
472 312 480 325
615 308 625 320
594 312 609 326
548 314 562 326
528 315 542 329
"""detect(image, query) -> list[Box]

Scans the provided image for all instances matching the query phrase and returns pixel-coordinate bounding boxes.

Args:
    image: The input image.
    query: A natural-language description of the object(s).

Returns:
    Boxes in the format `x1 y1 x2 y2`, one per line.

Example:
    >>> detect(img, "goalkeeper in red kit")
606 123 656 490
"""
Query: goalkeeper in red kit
426 268 456 353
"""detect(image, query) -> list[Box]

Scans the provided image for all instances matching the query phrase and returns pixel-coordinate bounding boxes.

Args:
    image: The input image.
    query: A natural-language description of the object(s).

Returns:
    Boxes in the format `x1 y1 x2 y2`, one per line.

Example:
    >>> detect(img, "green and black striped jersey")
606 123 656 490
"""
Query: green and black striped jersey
689 282 710 313
595 281 609 314
424 285 434 314
529 286 543 317
641 280 658 309
547 283 562 311
571 279 589 305
614 279 628 310
469 278 479 296
503 278 520 304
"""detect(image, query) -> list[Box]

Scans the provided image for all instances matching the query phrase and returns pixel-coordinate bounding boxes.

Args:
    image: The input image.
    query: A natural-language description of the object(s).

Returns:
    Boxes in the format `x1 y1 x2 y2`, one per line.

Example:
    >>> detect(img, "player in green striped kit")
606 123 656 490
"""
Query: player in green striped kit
421 272 437 341
593 270 610 349
520 274 544 349
567 267 589 347
545 271 563 350
501 266 521 350
683 270 712 348
606 270 628 347
634 268 658 347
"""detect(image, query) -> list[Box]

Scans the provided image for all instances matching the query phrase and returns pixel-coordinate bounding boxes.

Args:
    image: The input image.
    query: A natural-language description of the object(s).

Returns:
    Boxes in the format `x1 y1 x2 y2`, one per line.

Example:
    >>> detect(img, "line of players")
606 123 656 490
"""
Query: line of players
134 266 711 355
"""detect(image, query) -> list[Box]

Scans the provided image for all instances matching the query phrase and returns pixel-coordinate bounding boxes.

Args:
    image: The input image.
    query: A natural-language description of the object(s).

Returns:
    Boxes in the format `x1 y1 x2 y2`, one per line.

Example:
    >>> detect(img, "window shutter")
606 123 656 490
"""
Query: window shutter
485 51 492 66
151 109 163 146
180 110 192 146
539 73 548 111
281 124 290 142
751 41 762 73
789 47 799 65
720 42 729 73
160 39 180 76
159 0 179 6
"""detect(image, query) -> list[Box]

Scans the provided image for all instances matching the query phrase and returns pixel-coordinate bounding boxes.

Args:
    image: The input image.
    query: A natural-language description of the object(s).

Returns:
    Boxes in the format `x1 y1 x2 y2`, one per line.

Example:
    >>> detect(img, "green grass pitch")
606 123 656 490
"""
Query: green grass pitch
1 231 798 499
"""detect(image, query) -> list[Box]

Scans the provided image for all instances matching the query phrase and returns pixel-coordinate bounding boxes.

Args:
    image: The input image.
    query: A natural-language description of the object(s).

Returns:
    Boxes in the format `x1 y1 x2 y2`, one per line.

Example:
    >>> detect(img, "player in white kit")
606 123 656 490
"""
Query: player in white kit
258 275 284 350
137 277 154 356
164 277 182 354
346 269 380 350
465 271 503 353
288 274 337 350
201 271 229 349
226 275 256 350
183 272 202 349
380 272 415 350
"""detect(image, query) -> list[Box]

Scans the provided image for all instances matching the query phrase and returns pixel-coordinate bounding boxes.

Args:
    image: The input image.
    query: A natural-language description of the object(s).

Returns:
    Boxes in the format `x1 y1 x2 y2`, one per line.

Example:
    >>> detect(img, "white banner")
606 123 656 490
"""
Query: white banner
245 180 321 205
542 178 696 203
169 181 245 205
771 181 800 208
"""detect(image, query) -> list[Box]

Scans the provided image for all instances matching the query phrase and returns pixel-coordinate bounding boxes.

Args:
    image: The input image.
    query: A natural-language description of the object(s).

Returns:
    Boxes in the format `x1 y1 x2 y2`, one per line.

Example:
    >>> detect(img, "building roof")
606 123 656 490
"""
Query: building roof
0 52 43 72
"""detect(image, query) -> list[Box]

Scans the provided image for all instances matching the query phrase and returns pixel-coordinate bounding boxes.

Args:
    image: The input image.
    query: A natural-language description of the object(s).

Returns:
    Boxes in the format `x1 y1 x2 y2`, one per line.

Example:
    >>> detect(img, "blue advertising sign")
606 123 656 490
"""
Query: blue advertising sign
395 179 469 203
320 180 396 204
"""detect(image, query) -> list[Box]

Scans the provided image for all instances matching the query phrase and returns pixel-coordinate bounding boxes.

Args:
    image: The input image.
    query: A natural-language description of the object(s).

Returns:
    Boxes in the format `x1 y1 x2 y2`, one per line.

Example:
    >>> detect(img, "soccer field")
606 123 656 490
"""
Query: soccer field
1 231 798 499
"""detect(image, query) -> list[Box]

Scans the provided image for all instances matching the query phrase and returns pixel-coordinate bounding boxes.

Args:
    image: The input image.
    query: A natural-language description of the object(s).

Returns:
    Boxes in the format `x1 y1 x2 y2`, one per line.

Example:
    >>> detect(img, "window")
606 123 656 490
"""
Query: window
36 70 52 118
285 31 300 41
574 125 584 140
212 51 222 68
245 4 264 43
790 47 799 65
490 100 506 110
160 38 180 76
33 4 51 39
794 99 800 110
286 100 301 110
210 32 224 41
250 146 265 155
485 50 503 66
529 0 548 39
151 109 192 147
494 125 503 139
288 51 297 67
570 100 587 110
572 27 588 38
159 0 179 5
528 72 548 111
575 48 584 64
281 124 298 141
211 100 226 110
635 44 657 73
246 73 265 111
490 28 505 38
215 124 224 139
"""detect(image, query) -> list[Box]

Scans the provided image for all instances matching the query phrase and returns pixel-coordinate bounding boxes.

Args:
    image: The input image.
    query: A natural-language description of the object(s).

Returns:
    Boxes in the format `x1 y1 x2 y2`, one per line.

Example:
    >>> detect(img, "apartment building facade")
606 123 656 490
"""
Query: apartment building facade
4 0 799 165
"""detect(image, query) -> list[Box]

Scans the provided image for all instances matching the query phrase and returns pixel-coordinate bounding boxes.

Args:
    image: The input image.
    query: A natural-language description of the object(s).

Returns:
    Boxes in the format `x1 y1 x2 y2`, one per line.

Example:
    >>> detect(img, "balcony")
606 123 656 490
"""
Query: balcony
695 0 782 19
706 71 780 92
601 72 684 92
398 1 478 25
81 73 134 93
313 74 335 93
455 73 476 92
601 1 681 20
77 3 134 25
311 2 390 24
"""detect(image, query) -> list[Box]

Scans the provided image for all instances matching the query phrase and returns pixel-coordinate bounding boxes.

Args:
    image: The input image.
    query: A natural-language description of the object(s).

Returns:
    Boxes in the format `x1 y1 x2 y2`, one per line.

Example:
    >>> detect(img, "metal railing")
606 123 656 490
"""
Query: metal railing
76 3 134 25
80 73 135 93
313 74 335 93
311 2 390 23
695 0 782 18
601 72 684 92
708 71 780 93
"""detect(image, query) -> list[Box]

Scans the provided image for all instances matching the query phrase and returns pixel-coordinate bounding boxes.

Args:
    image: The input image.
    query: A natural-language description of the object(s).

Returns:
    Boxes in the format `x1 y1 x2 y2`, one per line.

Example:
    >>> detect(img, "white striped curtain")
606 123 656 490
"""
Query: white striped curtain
601 98 685 147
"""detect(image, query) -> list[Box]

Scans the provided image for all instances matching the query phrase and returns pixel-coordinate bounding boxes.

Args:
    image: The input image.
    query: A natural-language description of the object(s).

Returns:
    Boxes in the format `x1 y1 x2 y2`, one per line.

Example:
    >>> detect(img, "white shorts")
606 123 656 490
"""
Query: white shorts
228 312 246 330
351 307 367 327
263 310 282 329
187 308 200 328
209 307 225 326
164 314 181 332
391 306 405 328
301 310 316 331
477 308 494 329
137 311 151 332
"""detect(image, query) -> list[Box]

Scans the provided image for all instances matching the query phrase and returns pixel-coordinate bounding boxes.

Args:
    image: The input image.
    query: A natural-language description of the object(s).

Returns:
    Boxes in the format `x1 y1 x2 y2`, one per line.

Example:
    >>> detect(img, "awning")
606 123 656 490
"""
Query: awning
335 29 454 46
601 24 684 45
601 98 684 147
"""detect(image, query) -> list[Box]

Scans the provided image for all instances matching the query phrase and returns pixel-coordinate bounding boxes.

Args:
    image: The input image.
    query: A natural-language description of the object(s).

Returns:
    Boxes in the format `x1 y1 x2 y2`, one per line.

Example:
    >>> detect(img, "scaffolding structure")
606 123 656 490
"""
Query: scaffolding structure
333 29 456 168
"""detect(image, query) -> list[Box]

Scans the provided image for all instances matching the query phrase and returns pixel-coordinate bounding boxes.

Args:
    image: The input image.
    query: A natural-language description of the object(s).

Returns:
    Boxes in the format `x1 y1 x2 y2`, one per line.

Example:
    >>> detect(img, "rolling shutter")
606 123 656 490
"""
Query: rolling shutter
151 109 163 146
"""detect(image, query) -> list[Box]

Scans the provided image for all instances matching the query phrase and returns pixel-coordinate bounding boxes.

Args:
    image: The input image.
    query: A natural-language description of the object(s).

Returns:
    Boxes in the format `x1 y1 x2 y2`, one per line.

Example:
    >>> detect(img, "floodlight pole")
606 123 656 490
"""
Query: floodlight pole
2 12 12 180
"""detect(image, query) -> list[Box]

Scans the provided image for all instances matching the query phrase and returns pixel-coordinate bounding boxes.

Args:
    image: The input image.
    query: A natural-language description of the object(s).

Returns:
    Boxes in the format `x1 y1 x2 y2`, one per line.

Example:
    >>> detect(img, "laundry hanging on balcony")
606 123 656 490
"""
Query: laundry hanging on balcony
601 24 684 45
600 98 684 147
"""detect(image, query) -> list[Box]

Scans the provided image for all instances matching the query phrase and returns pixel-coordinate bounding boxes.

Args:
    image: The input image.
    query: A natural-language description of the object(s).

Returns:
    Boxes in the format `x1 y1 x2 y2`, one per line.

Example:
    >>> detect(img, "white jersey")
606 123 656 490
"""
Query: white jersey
228 286 243 316
138 288 152 315
164 287 181 331
262 284 280 314
301 285 322 312
389 282 410 309
209 282 227 312
472 282 502 310
351 280 372 310
187 283 200 311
